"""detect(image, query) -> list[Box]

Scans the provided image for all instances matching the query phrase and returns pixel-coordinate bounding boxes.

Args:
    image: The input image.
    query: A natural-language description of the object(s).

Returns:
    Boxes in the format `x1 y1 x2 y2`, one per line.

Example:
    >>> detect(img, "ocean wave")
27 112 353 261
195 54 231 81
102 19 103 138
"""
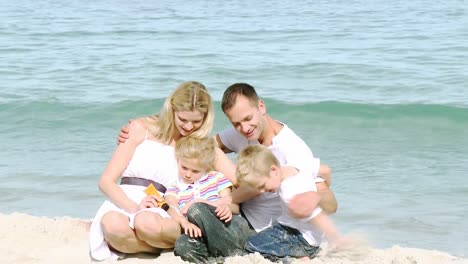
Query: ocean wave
264 99 468 122
2 99 468 123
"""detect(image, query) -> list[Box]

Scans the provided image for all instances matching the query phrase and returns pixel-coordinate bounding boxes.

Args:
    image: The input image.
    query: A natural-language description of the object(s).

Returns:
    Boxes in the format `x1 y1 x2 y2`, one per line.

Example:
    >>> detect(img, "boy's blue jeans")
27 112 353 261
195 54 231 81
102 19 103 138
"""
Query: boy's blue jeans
174 203 254 263
245 223 320 263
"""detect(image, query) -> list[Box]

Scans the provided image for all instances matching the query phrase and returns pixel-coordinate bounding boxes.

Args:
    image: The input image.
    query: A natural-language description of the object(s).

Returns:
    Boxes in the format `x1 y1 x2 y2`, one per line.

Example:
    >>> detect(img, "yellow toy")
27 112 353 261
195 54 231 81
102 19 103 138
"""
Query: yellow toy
144 183 169 211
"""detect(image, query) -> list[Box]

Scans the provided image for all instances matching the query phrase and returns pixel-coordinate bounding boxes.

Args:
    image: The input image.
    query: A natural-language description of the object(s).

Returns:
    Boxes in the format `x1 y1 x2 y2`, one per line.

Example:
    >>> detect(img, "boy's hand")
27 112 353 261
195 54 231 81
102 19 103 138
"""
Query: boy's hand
180 219 202 238
215 204 232 222
117 120 132 145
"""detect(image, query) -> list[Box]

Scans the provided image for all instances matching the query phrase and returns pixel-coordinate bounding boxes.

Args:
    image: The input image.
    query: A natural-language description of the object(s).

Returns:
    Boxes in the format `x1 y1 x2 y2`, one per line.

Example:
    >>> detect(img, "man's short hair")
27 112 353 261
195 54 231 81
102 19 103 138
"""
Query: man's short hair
221 83 260 113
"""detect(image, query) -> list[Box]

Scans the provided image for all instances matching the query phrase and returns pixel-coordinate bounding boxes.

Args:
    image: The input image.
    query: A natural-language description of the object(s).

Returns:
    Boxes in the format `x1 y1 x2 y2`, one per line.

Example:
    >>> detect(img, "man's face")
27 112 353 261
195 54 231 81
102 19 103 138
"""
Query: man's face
225 95 266 141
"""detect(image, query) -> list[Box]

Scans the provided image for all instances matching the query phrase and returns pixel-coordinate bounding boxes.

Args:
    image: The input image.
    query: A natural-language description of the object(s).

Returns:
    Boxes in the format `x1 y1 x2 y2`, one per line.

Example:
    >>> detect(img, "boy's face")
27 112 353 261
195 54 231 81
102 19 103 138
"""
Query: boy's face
249 170 281 193
224 95 266 141
177 157 206 184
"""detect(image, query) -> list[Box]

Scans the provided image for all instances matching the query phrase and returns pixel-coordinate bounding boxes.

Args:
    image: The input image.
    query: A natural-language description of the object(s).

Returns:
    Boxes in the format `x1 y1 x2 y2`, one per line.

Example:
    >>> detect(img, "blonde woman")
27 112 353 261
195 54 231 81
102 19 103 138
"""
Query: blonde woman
89 81 232 260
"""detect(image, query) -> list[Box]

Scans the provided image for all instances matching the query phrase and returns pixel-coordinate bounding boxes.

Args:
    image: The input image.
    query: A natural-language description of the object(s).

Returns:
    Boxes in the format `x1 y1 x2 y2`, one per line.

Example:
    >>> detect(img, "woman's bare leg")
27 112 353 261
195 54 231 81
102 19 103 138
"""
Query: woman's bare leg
101 211 158 253
133 211 181 249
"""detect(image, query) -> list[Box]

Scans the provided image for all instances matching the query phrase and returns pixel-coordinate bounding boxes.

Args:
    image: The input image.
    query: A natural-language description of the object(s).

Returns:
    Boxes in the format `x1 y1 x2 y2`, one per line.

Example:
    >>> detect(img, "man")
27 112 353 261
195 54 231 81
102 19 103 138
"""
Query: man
118 83 337 232
215 83 336 232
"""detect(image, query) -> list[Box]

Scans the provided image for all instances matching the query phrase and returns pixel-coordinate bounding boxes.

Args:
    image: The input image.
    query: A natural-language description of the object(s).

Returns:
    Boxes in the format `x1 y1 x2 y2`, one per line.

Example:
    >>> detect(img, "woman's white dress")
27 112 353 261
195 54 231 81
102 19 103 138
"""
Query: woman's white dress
89 140 178 261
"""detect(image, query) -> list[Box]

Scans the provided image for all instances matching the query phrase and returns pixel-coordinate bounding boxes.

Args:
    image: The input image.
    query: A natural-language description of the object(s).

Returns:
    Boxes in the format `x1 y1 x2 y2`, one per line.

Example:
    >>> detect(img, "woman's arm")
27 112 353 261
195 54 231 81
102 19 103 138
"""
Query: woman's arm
218 188 239 214
98 120 147 213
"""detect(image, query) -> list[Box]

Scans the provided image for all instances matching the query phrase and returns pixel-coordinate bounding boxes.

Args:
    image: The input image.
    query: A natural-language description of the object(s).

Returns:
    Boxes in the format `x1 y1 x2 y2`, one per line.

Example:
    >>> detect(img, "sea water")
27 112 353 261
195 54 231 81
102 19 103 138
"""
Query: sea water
1 0 467 257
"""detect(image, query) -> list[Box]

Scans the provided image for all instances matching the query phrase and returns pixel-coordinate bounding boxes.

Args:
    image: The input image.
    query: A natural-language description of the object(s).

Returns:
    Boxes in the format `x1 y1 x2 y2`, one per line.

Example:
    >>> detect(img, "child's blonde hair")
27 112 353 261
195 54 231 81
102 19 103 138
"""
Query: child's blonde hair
236 145 279 187
175 137 217 171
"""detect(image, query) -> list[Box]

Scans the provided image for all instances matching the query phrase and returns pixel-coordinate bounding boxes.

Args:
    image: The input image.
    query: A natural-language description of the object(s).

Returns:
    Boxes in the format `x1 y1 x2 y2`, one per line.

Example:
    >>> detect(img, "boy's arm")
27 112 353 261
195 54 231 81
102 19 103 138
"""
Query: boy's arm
308 211 342 243
288 183 337 218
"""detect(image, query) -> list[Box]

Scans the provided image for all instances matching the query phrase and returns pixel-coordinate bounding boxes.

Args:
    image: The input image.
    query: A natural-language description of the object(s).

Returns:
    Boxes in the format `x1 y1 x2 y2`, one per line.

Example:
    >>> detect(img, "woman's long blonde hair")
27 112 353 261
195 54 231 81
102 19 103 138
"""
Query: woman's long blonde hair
145 81 214 144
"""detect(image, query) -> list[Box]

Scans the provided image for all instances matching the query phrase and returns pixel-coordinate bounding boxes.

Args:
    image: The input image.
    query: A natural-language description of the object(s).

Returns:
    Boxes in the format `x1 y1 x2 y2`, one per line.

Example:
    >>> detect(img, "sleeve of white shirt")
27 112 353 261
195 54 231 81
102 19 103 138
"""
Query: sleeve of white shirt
217 127 248 153
281 136 320 179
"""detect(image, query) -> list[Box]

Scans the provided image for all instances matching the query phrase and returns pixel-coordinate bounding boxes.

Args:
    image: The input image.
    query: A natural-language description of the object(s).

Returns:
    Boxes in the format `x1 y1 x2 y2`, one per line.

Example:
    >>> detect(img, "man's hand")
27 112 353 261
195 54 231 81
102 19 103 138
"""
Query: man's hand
288 191 321 219
117 120 132 145
316 182 338 214
318 164 332 186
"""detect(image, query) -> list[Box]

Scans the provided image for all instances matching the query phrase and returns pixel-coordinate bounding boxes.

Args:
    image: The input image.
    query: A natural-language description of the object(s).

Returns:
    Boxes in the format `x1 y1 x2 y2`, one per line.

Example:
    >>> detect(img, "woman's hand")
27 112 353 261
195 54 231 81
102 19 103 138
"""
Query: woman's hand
215 204 232 222
139 195 163 209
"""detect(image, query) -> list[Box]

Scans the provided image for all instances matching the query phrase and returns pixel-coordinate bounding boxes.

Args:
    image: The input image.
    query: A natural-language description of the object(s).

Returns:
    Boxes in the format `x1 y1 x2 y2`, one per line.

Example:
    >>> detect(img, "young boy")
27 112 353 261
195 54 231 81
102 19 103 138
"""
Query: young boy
236 144 344 262
164 137 252 263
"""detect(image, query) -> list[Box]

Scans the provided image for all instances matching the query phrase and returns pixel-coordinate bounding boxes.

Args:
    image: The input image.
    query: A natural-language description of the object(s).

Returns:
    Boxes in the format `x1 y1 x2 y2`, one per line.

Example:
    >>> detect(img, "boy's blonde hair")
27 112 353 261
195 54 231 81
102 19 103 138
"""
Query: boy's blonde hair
236 145 279 186
175 137 217 171
145 81 214 144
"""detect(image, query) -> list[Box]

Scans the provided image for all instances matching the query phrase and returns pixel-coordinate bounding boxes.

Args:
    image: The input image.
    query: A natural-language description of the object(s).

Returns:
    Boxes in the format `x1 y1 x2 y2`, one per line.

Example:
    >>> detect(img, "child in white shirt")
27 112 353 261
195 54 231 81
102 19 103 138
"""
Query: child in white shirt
236 144 345 262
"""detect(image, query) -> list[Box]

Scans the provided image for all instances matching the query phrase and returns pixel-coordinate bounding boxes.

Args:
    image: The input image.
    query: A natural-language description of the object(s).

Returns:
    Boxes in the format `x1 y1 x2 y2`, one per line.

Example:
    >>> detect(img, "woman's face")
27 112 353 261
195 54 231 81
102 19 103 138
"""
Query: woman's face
174 110 204 137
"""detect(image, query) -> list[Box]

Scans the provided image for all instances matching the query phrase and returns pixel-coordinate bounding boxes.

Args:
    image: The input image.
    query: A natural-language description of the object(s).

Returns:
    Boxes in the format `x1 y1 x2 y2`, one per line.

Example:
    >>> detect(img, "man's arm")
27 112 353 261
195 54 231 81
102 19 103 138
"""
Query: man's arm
117 117 148 144
318 164 332 186
214 134 234 154
316 182 338 214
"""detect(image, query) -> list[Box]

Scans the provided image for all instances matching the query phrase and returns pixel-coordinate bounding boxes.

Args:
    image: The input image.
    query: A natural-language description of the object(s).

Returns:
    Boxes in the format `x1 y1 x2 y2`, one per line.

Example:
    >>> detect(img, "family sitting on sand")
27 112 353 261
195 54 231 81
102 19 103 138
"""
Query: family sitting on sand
89 82 345 263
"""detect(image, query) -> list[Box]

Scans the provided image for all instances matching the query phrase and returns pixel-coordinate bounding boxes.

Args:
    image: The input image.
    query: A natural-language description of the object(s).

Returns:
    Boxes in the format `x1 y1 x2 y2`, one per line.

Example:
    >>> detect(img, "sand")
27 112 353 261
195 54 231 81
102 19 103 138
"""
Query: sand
0 213 466 264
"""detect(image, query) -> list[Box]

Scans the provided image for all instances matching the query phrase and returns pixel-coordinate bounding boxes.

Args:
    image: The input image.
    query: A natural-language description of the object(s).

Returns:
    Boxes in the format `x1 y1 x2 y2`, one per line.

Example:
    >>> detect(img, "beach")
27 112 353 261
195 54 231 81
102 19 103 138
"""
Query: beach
1 213 466 264
2 0 468 262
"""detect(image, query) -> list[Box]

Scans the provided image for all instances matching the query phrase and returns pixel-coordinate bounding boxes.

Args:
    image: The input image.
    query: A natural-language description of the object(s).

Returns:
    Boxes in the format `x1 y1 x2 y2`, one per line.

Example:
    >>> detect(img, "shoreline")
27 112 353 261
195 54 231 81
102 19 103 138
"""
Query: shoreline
1 212 466 264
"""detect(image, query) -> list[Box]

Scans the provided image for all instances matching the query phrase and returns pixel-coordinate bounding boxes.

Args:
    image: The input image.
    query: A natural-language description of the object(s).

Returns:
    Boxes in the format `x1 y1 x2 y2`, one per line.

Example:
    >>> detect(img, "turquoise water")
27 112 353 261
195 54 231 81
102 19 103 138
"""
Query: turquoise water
1 0 467 257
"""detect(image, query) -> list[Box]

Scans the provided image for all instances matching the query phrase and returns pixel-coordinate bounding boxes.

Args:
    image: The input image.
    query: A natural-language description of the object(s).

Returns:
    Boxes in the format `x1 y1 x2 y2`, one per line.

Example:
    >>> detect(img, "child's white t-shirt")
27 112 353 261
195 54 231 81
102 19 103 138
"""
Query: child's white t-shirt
278 170 324 246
